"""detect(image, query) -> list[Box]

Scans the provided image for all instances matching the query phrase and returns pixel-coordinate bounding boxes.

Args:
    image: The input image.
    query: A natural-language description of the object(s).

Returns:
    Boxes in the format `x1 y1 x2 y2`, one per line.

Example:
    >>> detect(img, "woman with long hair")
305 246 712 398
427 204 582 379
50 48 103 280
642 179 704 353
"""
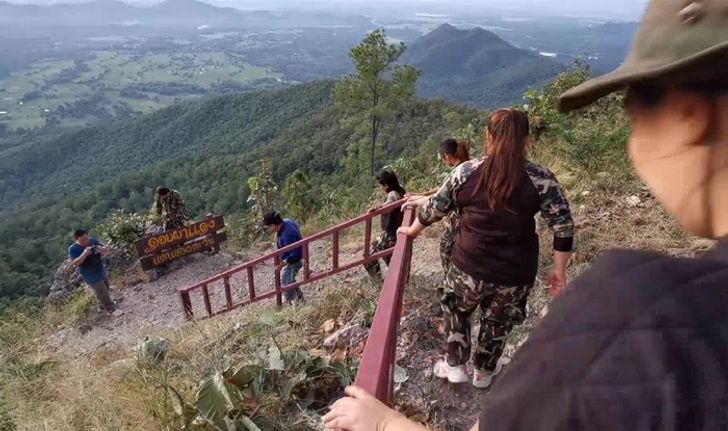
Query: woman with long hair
407 138 470 273
363 169 407 280
405 109 574 388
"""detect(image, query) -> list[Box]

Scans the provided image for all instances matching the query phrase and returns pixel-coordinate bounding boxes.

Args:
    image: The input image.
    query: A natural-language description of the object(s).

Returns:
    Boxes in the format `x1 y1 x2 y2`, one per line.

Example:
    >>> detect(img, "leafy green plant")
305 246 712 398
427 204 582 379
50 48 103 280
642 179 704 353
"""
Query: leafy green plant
282 170 315 223
168 345 353 431
97 209 154 246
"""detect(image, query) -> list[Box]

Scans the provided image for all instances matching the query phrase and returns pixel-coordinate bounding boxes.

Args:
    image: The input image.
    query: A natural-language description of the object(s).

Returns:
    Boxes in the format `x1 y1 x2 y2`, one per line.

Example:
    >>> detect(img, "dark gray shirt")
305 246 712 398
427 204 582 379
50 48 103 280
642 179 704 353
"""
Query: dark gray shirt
481 240 728 430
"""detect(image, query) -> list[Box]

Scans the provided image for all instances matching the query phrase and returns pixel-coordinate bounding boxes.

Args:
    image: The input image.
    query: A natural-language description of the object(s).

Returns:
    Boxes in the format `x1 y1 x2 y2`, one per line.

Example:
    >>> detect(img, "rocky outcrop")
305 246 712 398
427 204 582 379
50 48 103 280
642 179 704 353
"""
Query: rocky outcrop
47 260 83 303
46 245 135 303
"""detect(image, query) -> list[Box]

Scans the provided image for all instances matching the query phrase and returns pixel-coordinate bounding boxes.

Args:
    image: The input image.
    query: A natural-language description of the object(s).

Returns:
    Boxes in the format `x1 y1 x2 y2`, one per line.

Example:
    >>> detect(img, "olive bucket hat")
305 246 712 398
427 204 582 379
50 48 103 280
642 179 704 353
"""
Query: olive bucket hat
559 0 728 112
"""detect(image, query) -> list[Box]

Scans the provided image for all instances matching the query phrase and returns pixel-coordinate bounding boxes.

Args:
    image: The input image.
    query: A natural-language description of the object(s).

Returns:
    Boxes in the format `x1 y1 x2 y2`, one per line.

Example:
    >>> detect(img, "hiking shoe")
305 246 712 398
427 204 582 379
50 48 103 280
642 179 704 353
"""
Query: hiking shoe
473 356 510 389
433 359 469 384
472 369 496 389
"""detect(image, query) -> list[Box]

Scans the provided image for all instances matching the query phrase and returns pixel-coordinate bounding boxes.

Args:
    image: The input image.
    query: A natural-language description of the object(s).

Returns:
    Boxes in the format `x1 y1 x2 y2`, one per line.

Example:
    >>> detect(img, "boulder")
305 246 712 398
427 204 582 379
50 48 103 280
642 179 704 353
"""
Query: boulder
47 244 134 303
104 245 135 274
47 260 83 303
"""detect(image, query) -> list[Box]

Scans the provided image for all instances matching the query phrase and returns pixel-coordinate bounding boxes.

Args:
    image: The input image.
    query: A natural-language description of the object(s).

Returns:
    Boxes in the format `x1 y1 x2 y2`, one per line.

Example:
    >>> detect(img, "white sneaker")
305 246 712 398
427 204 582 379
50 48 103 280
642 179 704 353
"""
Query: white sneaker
433 359 469 384
472 369 495 389
473 356 510 389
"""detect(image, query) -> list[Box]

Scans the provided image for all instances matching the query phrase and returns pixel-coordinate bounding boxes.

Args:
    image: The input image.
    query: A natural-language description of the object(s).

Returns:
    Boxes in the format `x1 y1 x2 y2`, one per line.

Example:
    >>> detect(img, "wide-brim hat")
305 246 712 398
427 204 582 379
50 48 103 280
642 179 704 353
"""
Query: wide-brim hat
560 0 728 112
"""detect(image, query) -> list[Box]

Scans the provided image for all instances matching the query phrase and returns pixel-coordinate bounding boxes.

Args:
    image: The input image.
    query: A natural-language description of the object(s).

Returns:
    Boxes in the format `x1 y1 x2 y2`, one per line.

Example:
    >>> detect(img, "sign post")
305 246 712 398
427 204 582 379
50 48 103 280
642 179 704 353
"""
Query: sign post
135 215 227 271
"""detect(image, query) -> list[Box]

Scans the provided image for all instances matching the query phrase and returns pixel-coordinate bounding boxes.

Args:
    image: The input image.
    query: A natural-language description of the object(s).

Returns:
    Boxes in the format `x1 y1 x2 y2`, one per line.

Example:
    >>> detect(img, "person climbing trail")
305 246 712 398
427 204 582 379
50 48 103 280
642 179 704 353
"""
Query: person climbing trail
402 109 574 389
325 1 728 429
262 211 305 304
363 169 406 281
406 138 470 274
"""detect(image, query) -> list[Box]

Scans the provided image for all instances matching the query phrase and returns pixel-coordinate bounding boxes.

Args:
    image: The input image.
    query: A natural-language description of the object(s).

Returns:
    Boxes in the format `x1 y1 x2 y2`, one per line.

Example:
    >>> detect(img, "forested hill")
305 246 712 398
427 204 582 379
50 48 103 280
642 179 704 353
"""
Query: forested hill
405 24 566 108
0 81 335 211
0 80 482 302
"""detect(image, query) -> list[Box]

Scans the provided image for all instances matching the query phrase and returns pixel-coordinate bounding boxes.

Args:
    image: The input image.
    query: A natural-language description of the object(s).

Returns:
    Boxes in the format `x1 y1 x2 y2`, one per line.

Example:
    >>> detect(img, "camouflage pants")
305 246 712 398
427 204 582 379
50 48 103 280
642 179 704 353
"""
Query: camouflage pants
440 264 532 372
439 222 457 273
364 232 397 280
162 213 186 231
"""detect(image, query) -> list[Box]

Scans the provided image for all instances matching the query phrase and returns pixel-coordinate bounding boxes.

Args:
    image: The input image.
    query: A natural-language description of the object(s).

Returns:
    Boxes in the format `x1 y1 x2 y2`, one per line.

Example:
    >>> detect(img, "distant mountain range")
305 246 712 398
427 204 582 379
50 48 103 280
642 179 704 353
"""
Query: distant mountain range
0 0 370 27
405 24 566 108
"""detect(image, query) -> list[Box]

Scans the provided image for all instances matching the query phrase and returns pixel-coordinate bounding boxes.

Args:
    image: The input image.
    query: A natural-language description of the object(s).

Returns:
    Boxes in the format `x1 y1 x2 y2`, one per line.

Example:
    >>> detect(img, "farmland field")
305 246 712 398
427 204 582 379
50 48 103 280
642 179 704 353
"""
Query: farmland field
0 50 282 131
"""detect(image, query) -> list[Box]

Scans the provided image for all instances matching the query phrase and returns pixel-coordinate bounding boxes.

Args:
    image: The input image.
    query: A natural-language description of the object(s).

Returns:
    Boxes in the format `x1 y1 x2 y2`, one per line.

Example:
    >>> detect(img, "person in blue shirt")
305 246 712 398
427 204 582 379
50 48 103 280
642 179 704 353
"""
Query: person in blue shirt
68 229 116 312
262 211 304 304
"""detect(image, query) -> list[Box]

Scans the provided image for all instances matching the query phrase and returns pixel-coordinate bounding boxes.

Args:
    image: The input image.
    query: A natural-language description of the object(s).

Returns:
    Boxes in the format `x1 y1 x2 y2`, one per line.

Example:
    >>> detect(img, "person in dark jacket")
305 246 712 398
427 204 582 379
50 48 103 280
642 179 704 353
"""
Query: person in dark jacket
324 1 728 430
263 211 304 304
363 170 406 281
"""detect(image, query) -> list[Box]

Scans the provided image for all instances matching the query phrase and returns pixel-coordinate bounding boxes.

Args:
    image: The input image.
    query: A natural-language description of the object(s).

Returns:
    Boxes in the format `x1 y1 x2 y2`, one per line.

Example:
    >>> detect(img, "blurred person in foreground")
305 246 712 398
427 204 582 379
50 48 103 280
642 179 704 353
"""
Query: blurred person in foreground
324 0 728 429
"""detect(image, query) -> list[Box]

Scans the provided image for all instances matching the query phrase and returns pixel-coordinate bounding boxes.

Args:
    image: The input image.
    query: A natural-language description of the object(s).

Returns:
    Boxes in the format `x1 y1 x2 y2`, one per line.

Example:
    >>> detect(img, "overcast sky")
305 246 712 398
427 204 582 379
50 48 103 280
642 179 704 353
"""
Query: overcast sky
6 0 651 21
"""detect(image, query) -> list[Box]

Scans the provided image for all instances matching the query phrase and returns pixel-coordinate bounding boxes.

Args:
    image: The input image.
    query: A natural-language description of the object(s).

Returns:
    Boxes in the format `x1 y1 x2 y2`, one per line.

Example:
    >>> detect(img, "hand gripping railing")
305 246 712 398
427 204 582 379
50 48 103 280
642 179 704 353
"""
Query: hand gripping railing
353 206 415 404
177 201 406 320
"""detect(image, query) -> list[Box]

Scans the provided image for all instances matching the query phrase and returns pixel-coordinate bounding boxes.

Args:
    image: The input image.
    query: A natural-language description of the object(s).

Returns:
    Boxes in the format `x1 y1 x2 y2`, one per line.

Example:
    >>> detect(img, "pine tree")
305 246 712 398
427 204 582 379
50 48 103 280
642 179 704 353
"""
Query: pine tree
333 29 420 175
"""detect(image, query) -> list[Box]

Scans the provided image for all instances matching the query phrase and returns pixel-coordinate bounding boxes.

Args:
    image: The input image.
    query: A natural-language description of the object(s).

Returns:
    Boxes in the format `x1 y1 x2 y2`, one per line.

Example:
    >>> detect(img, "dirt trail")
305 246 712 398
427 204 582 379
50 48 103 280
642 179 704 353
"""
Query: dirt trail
45 237 401 358
46 252 242 356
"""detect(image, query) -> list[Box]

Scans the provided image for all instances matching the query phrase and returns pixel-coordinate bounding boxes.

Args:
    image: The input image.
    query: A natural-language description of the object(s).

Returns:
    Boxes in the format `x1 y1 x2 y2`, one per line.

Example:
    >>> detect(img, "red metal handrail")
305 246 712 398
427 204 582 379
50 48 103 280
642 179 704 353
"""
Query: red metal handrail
178 200 405 319
353 207 415 405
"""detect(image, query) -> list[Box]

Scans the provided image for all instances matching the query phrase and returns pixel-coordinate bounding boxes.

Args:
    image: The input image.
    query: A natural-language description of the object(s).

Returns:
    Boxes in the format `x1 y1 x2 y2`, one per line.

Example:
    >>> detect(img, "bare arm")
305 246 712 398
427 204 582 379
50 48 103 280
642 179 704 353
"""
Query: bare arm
553 250 571 272
71 248 92 267
399 217 426 239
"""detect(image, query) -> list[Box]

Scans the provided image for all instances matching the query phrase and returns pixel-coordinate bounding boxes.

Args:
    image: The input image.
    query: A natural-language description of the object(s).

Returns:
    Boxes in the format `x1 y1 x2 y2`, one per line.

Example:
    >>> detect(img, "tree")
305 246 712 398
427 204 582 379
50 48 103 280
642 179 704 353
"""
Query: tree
333 29 420 175
282 170 314 223
246 158 282 221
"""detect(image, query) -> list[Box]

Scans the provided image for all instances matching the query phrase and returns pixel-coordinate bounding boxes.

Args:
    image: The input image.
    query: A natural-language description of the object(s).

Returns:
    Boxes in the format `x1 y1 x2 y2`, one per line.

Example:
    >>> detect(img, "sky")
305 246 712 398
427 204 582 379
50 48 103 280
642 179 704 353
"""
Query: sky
4 0 652 21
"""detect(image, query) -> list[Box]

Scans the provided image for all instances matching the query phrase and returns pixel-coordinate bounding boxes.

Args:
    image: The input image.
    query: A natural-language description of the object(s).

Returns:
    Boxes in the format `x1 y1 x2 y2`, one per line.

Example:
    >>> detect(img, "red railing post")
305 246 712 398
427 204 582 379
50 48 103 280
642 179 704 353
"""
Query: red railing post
354 207 414 405
364 218 372 259
273 255 283 308
180 290 194 320
201 284 213 317
177 200 405 320
303 242 310 281
223 276 233 310
332 230 340 269
247 266 256 301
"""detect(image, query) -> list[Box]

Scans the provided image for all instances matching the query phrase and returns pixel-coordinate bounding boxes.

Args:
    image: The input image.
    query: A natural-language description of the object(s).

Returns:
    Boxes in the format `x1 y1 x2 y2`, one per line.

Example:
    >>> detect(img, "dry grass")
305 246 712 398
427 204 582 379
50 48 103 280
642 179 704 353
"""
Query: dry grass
1 277 381 431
